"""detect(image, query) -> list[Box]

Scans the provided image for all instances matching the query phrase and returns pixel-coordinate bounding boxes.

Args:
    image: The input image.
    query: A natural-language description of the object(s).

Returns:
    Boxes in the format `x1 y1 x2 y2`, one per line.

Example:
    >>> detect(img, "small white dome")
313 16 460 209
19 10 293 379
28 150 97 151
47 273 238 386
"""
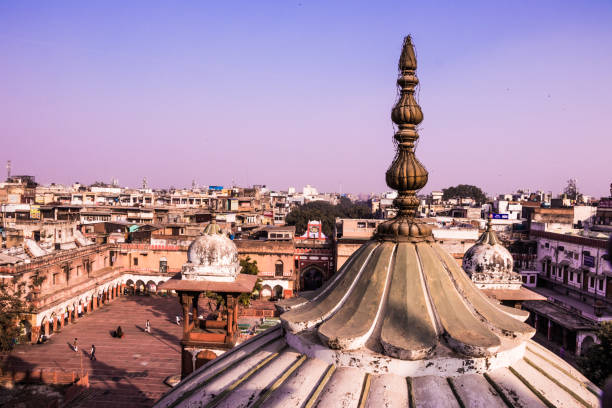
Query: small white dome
182 226 240 281
462 218 520 287
187 233 238 267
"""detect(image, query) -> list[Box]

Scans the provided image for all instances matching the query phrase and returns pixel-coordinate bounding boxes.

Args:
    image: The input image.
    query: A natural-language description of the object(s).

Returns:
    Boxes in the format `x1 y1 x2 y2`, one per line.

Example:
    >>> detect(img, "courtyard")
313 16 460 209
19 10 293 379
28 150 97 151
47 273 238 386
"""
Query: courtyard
1 295 183 407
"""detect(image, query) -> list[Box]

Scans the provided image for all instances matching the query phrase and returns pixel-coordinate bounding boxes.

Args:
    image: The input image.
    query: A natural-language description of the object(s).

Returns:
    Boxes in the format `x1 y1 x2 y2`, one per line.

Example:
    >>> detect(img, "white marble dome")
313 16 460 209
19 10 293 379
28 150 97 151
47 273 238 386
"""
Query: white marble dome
182 227 240 281
462 238 514 276
462 219 521 288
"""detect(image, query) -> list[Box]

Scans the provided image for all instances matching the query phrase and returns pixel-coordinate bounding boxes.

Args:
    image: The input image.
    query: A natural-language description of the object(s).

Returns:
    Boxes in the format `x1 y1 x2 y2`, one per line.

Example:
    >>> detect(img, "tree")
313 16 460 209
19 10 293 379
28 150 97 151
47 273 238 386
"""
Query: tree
238 257 262 307
441 184 487 204
239 256 259 275
285 197 373 236
564 178 579 201
579 322 612 386
0 276 34 351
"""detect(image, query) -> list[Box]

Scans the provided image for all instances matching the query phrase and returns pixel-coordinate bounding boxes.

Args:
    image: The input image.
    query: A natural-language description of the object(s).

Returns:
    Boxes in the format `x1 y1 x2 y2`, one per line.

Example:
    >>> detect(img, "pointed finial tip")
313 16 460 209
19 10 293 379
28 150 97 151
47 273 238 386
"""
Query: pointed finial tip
399 35 417 71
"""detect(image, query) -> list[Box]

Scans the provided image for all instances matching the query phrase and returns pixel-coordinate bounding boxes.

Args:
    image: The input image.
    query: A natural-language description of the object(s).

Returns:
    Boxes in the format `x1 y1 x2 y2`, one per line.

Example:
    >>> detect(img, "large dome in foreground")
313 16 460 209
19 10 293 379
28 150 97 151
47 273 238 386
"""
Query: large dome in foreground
154 36 601 408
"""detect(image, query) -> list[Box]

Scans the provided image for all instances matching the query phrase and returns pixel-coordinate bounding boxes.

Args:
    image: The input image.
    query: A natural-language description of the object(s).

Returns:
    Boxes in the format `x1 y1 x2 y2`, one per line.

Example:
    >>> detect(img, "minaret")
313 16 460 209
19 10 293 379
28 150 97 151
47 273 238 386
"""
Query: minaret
376 36 431 240
6 160 11 180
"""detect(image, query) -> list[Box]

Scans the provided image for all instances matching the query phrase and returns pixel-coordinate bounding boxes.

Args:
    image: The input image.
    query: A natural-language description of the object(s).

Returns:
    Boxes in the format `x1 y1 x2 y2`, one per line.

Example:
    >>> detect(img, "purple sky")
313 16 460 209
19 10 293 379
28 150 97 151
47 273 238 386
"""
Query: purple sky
1 1 611 197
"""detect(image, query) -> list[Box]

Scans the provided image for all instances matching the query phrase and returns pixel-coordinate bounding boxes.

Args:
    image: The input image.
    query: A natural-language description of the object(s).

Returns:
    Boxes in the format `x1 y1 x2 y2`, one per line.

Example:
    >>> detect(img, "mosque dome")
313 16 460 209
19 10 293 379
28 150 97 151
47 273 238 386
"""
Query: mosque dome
182 220 240 281
463 217 521 288
155 36 601 408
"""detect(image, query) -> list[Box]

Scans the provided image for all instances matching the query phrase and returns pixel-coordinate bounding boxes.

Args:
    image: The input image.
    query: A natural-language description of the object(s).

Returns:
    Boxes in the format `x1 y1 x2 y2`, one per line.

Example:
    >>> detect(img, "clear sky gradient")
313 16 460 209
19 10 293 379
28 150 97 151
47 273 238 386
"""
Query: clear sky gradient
1 1 611 197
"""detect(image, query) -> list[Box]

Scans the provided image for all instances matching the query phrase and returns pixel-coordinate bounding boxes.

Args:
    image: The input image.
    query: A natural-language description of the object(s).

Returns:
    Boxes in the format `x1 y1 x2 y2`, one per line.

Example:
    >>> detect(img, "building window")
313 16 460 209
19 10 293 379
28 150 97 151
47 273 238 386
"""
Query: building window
590 277 595 287
275 260 283 277
577 273 581 284
530 276 535 284
53 273 58 285
599 279 604 291
569 271 574 282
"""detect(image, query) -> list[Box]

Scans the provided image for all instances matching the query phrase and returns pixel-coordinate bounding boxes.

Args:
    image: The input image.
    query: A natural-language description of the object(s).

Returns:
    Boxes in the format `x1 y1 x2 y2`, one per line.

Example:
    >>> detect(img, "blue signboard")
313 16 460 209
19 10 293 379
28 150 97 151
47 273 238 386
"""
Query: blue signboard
584 255 595 268
491 213 509 220
208 185 224 191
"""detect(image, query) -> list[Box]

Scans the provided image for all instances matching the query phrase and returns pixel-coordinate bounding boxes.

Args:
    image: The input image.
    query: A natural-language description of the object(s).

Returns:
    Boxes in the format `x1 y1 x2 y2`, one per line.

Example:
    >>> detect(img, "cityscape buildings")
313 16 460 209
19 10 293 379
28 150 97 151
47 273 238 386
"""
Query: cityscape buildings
1 3 611 406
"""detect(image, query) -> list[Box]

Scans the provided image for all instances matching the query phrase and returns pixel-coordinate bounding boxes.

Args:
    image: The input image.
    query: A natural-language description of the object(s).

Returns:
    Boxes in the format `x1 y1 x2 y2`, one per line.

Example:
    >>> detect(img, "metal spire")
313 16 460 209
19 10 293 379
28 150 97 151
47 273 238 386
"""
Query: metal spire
376 36 431 241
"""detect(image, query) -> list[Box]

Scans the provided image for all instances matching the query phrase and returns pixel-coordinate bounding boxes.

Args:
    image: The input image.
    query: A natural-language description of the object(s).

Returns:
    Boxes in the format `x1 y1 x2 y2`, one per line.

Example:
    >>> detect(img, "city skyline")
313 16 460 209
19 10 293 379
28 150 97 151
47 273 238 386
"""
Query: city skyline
1 1 611 197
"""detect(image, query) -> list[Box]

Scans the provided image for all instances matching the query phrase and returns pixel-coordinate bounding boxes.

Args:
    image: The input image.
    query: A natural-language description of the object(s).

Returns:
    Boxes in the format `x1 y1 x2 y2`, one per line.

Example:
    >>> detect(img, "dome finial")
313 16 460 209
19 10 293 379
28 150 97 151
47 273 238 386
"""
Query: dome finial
376 35 432 241
203 211 222 235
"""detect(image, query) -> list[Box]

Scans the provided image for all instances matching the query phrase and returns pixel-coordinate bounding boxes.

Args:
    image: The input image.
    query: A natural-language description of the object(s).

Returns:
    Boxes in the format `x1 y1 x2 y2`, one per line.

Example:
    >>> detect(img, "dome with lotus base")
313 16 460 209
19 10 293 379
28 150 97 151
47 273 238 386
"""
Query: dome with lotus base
154 36 600 408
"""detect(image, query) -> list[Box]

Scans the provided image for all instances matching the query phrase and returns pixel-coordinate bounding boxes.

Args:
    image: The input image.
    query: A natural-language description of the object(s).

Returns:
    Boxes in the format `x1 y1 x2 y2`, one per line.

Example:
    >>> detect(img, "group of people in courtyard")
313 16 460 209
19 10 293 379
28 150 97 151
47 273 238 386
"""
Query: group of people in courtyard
71 338 95 360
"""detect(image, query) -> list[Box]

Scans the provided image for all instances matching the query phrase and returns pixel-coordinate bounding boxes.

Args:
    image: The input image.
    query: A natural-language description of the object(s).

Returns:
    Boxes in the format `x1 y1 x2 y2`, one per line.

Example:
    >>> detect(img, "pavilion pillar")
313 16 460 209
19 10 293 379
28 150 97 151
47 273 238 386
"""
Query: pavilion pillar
73 308 79 322
534 314 539 332
93 297 98 311
44 320 49 336
181 293 192 338
562 328 568 349
227 296 234 338
193 293 199 327
60 315 65 330
547 320 552 342
31 326 41 344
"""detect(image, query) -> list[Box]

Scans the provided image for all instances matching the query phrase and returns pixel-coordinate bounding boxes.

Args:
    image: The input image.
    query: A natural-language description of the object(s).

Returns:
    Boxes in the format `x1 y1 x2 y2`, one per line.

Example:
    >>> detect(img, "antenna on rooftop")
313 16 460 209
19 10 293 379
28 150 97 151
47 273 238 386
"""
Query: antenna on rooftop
6 160 11 180
192 179 196 190
142 177 148 189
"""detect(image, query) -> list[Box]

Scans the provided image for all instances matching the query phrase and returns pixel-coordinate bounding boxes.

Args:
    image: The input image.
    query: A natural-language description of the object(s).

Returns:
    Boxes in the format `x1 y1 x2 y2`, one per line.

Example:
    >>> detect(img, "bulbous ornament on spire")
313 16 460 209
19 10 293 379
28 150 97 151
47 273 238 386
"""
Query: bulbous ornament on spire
377 36 432 241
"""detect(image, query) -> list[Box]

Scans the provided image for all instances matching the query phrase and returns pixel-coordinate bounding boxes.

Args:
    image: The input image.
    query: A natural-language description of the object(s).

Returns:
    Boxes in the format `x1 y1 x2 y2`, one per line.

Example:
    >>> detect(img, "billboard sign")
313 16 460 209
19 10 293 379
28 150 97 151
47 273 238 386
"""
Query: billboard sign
30 205 40 219
583 255 595 268
209 185 224 191
491 213 509 220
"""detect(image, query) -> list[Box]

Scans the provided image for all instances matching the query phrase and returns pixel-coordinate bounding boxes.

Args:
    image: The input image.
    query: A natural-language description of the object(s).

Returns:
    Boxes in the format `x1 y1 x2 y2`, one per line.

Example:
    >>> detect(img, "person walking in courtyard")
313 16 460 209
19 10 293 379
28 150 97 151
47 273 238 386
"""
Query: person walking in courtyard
145 319 151 333
90 344 96 361
73 338 78 352
176 315 181 325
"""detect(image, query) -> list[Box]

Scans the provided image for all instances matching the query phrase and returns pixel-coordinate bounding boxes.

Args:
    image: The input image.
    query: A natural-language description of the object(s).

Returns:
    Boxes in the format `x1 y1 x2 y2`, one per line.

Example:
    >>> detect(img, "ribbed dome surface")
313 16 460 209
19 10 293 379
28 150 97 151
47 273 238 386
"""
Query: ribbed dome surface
462 218 521 288
282 240 534 361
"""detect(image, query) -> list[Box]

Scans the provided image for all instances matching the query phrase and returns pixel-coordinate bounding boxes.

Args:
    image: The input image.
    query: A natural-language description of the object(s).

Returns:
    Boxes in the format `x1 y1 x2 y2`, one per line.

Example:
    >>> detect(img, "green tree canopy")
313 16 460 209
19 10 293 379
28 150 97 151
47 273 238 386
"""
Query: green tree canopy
442 184 487 204
0 276 33 351
239 256 259 275
285 197 373 236
238 256 262 306
579 322 612 386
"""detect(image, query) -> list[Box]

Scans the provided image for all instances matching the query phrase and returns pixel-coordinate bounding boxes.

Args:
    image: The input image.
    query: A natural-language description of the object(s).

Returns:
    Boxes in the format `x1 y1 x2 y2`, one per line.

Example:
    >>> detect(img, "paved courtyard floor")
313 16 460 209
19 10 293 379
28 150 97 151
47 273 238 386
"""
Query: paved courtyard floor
2 295 183 407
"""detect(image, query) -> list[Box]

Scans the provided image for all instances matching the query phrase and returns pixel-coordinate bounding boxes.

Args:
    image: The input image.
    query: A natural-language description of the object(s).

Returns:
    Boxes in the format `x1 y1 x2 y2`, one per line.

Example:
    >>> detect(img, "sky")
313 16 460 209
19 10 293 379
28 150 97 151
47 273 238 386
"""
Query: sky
1 1 611 197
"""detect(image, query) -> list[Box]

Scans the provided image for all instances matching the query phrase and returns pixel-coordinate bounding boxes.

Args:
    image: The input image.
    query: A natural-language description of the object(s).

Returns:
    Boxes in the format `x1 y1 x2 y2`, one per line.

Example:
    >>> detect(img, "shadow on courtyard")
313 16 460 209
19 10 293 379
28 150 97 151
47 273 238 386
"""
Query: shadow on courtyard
1 351 155 407
129 294 183 326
